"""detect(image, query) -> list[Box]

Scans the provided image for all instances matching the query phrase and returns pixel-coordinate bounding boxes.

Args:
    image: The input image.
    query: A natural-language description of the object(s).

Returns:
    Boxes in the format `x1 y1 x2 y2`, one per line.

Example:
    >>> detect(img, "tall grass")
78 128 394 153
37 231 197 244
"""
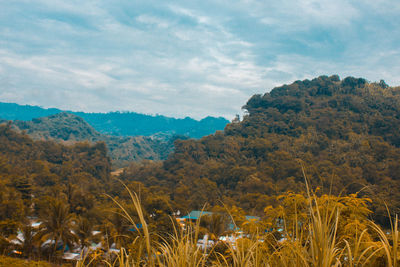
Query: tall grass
77 180 399 267
343 229 382 267
370 213 399 267
105 182 153 266
305 180 341 266
155 224 206 267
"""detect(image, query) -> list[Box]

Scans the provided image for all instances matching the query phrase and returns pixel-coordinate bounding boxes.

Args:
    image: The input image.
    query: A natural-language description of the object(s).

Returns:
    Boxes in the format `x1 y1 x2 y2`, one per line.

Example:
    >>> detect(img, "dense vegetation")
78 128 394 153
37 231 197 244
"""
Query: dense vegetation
0 102 229 138
0 124 177 262
74 187 398 267
1 75 400 266
121 76 400 225
1 112 176 167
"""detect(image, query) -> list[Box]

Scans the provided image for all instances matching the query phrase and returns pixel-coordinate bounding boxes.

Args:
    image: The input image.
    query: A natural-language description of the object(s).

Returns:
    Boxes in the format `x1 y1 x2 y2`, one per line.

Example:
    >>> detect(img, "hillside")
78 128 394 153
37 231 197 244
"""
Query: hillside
2 112 175 167
0 103 229 139
0 125 180 258
120 75 400 224
0 122 111 201
8 112 102 141
1 76 400 265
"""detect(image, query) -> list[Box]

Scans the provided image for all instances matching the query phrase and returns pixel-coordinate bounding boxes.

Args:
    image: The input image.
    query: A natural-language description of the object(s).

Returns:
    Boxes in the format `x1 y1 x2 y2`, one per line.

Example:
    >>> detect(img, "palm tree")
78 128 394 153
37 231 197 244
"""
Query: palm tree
17 223 36 259
36 198 77 258
101 211 131 250
75 216 95 250
200 213 230 241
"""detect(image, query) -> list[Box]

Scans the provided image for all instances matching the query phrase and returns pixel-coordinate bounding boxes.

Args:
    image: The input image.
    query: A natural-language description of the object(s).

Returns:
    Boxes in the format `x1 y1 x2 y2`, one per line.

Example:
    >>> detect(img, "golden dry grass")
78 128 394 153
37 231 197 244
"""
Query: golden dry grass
77 179 399 267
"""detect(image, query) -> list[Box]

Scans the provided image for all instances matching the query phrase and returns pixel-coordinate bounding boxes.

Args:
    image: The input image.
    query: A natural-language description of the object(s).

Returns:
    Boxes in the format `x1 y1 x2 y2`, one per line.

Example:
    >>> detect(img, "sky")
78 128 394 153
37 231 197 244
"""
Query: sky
1 0 400 120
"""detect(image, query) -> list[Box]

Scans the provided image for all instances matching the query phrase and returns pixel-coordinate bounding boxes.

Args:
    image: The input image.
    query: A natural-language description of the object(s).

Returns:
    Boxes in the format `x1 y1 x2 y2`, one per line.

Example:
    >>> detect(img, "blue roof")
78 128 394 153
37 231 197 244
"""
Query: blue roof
181 211 260 222
181 210 213 220
128 223 143 231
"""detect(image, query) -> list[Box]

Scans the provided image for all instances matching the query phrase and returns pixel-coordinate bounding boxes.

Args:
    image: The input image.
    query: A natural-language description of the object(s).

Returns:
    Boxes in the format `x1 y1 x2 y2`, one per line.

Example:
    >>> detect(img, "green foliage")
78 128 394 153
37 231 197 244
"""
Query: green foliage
3 112 176 166
2 75 400 266
76 183 399 267
0 124 114 258
36 198 77 257
121 76 400 225
199 212 231 240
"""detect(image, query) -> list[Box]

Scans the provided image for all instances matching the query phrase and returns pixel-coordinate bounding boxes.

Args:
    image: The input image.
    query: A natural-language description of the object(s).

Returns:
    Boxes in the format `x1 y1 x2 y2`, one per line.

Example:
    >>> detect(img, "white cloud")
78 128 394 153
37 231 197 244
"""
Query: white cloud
136 15 170 28
168 5 211 25
1 0 400 119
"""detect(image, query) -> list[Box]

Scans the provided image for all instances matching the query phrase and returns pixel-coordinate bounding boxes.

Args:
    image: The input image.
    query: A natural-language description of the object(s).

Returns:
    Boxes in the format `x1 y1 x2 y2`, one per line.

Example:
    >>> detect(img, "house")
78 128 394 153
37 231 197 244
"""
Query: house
180 210 259 223
181 210 213 221
178 210 260 231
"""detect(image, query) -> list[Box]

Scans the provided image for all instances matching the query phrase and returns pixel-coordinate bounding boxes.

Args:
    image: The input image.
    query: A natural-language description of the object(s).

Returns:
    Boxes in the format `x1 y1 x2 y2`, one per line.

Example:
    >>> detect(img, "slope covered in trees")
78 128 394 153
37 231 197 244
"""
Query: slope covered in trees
1 112 176 167
120 75 400 224
1 75 400 265
0 125 176 259
0 123 110 240
0 103 229 139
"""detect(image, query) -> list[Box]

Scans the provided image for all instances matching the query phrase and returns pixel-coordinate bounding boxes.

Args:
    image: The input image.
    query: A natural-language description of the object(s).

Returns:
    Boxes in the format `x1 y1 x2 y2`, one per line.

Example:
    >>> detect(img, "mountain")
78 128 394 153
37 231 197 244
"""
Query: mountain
0 102 62 120
75 112 229 139
0 113 181 256
7 112 102 142
119 75 400 224
1 112 175 167
0 103 229 139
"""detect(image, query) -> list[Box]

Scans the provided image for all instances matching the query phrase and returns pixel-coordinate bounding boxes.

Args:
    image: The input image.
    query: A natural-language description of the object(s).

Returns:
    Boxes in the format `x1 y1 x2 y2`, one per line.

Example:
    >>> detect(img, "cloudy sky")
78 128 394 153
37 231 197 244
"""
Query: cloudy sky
1 0 400 119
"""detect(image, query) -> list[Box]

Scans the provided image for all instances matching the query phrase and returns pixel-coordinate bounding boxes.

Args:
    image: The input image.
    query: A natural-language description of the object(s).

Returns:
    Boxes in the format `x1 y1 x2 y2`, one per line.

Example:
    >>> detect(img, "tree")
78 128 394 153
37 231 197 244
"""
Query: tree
101 210 132 250
16 222 36 259
75 216 95 250
200 213 230 241
36 198 77 257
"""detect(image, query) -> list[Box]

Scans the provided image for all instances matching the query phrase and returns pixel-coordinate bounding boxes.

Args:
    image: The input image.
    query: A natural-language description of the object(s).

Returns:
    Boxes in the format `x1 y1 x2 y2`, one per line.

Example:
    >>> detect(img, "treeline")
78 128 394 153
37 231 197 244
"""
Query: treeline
120 76 400 225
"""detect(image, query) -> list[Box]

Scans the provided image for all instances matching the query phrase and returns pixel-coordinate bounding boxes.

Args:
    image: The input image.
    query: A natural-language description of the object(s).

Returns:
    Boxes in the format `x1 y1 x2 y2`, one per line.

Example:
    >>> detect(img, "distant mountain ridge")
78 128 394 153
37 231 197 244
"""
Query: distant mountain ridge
0 102 62 120
0 102 229 138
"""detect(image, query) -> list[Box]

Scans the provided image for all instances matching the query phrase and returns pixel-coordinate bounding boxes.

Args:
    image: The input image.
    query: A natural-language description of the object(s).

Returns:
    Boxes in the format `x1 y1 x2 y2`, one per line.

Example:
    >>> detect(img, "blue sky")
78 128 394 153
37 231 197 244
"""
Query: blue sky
1 0 400 119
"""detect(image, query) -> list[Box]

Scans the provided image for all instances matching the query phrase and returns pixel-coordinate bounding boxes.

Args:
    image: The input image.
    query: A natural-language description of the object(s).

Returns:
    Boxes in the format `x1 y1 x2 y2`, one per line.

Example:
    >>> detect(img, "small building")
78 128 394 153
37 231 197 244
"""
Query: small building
181 210 213 221
178 210 260 231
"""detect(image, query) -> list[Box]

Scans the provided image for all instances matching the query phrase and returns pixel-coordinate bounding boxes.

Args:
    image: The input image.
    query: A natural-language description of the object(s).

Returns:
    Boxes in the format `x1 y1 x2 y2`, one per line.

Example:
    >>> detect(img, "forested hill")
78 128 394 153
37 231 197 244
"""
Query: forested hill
1 112 175 167
239 75 399 145
0 123 111 234
0 102 229 139
120 75 400 224
7 112 102 142
0 123 111 198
